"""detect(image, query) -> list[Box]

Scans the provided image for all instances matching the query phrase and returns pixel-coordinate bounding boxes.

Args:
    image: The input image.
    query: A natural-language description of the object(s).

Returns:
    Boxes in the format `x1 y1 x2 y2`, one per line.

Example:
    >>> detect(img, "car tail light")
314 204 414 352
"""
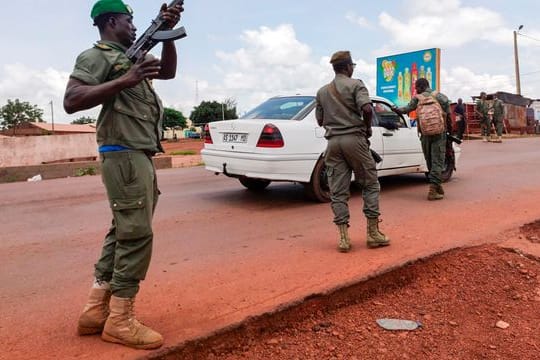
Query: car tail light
204 123 213 144
256 124 284 148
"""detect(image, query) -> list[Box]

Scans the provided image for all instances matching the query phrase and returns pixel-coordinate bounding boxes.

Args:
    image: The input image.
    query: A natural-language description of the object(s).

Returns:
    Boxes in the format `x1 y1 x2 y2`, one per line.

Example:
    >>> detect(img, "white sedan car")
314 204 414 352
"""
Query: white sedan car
201 95 460 202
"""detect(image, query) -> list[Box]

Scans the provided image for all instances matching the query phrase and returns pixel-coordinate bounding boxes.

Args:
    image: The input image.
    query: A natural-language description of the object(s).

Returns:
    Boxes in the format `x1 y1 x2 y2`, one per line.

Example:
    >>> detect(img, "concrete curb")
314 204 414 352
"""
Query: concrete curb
0 155 201 183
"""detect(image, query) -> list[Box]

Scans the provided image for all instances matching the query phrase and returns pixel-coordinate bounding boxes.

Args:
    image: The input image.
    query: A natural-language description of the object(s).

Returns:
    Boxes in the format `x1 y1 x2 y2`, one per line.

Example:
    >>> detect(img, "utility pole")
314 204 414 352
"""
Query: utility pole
49 100 55 134
221 102 225 120
513 25 523 96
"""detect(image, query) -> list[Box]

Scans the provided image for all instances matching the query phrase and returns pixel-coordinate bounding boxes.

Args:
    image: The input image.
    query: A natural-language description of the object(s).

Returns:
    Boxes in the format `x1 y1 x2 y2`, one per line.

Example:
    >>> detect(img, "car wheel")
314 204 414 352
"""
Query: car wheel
424 144 455 183
238 177 271 191
441 144 455 183
304 157 331 203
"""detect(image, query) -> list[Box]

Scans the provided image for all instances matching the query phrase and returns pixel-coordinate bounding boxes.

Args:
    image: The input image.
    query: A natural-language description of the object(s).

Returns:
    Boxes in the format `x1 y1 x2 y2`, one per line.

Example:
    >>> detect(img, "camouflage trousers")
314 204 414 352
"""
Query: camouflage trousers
493 117 504 136
325 134 381 225
480 117 492 137
94 151 160 298
421 132 446 186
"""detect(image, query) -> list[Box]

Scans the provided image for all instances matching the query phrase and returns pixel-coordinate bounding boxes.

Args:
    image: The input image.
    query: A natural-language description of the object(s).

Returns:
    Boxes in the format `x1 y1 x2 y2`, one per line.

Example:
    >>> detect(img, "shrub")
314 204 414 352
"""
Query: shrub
75 167 97 177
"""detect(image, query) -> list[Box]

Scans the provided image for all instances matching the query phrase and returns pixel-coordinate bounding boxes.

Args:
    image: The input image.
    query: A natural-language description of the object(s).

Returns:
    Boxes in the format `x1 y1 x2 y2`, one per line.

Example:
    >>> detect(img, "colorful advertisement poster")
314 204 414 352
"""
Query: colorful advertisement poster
376 48 440 107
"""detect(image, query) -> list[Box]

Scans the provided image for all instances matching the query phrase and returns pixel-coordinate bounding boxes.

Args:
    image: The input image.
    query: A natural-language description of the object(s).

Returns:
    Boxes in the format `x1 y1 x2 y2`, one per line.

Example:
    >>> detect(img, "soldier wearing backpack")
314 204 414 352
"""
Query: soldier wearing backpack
395 78 452 200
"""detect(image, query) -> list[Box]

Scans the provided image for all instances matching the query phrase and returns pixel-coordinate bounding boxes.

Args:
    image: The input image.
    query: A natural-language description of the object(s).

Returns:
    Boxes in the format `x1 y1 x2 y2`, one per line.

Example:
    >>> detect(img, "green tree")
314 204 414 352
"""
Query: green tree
71 116 96 124
0 99 44 134
163 107 187 129
190 98 238 126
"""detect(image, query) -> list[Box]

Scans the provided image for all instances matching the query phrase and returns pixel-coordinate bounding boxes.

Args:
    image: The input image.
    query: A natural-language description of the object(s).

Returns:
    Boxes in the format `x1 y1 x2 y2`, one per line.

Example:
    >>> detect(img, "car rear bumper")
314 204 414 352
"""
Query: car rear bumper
201 149 319 182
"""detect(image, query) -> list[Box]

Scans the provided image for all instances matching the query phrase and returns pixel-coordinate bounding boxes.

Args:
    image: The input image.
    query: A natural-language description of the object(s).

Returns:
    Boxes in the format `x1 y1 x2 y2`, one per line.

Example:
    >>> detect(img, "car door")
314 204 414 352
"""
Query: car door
372 101 423 170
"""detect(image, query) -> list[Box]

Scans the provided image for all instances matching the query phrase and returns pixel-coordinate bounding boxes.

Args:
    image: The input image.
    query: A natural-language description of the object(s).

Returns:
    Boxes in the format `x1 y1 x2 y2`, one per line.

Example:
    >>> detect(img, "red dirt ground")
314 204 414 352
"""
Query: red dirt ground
156 221 540 360
161 139 204 154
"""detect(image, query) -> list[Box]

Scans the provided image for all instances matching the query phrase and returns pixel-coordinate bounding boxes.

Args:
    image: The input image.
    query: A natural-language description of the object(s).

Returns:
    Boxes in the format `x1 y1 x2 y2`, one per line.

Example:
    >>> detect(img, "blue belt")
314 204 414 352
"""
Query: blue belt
99 145 130 153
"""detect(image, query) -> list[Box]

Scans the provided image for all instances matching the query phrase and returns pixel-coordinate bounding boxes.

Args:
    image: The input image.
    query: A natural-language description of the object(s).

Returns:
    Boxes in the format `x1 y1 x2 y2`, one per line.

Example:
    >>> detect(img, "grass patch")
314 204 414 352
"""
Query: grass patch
75 166 97 177
170 150 197 156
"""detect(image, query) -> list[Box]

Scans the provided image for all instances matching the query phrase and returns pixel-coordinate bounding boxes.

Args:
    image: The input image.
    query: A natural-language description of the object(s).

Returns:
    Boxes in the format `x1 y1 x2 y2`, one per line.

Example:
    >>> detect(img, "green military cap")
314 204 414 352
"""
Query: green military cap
91 0 133 20
330 51 353 65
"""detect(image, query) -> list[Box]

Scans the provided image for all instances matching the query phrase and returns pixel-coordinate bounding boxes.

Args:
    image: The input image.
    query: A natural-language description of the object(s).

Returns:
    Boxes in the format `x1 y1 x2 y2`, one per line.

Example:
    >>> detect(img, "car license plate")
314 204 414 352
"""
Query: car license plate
223 133 248 143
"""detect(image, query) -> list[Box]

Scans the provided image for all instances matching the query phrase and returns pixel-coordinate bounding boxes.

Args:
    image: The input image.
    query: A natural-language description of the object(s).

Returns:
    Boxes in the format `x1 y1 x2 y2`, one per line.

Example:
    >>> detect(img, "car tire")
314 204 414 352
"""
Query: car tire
238 177 271 191
441 147 455 183
424 146 455 183
304 157 331 203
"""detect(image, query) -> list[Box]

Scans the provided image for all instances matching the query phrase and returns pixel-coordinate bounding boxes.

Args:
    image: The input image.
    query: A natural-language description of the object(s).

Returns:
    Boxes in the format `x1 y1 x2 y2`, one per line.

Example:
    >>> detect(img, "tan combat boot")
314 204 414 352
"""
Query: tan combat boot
428 184 444 200
77 287 111 335
482 136 488 142
435 184 445 195
102 296 163 349
337 223 351 253
366 218 390 248
495 136 502 143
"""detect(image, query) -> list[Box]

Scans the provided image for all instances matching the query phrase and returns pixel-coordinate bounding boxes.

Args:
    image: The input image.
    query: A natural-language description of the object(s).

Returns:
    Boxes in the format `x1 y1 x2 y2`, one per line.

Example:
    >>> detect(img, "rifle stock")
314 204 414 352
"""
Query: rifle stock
446 132 462 144
125 0 187 63
371 149 383 164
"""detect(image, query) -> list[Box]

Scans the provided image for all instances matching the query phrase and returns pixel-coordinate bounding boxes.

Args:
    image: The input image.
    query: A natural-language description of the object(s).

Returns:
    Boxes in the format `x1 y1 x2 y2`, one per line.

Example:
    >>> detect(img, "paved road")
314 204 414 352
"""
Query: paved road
1 138 540 359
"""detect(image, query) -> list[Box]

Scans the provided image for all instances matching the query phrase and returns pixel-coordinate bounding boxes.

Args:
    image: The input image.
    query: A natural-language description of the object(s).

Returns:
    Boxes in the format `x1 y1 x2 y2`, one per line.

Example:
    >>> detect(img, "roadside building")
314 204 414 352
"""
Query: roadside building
0 122 96 137
452 92 535 136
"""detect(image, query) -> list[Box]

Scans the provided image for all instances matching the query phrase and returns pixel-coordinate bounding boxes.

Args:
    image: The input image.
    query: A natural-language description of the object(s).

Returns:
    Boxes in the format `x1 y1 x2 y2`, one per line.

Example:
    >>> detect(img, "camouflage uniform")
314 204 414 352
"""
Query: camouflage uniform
315 74 380 225
399 88 450 187
70 40 164 298
476 98 491 138
492 98 504 138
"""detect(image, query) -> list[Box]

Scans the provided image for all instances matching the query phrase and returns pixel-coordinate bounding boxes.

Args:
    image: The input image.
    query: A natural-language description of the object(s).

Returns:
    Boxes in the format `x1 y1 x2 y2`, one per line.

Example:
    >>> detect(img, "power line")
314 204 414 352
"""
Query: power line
521 70 540 76
518 32 540 43
516 32 540 48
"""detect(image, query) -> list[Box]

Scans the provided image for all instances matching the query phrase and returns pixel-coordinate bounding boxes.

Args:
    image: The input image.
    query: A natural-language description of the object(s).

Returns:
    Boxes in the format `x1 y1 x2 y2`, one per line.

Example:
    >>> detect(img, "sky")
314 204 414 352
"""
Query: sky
1 0 540 124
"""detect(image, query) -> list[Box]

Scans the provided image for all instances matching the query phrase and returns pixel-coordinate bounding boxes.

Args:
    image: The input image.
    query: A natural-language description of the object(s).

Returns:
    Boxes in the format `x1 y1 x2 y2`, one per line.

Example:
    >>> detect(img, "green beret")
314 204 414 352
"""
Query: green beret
91 0 133 20
330 51 353 65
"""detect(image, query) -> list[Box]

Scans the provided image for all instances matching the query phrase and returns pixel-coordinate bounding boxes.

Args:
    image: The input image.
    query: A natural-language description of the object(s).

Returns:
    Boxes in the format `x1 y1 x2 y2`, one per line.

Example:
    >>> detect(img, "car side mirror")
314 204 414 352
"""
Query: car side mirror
379 114 401 130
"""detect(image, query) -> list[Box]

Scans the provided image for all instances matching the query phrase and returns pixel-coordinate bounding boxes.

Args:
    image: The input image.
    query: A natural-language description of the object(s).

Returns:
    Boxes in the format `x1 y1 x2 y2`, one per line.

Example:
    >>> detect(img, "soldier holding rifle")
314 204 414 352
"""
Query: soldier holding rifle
475 91 491 142
492 94 504 142
63 0 184 349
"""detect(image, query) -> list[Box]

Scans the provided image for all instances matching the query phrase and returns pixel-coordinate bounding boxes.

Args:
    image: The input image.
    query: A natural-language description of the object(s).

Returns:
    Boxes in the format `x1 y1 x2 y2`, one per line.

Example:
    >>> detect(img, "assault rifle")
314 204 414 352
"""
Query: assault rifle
371 149 383 164
446 132 462 145
125 0 187 63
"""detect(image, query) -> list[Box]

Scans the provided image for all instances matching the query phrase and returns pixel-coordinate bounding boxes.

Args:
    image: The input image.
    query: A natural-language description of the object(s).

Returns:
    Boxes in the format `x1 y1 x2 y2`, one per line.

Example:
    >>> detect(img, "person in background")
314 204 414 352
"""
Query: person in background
315 50 390 253
454 98 466 140
492 94 504 143
395 78 452 200
63 0 183 350
475 92 491 142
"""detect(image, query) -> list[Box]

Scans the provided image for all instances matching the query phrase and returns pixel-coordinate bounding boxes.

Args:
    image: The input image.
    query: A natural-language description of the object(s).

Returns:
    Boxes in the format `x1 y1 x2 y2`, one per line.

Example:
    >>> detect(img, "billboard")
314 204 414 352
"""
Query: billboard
376 48 440 107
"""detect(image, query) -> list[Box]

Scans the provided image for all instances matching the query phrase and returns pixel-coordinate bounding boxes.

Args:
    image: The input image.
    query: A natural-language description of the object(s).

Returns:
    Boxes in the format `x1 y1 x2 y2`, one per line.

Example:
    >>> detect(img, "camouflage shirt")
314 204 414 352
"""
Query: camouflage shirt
69 41 164 153
493 99 504 118
476 99 490 118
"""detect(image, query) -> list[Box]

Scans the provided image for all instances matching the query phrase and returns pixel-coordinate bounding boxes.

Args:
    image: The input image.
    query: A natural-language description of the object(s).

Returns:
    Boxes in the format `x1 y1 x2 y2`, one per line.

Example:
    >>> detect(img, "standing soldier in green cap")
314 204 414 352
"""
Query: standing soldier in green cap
492 94 505 142
396 78 452 201
315 50 390 253
63 0 183 350
475 91 491 142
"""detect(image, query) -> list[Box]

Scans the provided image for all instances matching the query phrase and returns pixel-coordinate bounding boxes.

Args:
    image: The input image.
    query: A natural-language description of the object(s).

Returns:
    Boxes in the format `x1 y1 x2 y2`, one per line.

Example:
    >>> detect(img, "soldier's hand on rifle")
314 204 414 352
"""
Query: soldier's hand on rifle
160 2 184 30
124 54 162 86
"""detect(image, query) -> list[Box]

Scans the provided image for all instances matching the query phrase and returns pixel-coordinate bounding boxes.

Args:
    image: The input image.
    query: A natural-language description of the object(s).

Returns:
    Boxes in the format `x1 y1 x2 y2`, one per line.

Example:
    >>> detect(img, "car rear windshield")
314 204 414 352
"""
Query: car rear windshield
241 96 315 120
